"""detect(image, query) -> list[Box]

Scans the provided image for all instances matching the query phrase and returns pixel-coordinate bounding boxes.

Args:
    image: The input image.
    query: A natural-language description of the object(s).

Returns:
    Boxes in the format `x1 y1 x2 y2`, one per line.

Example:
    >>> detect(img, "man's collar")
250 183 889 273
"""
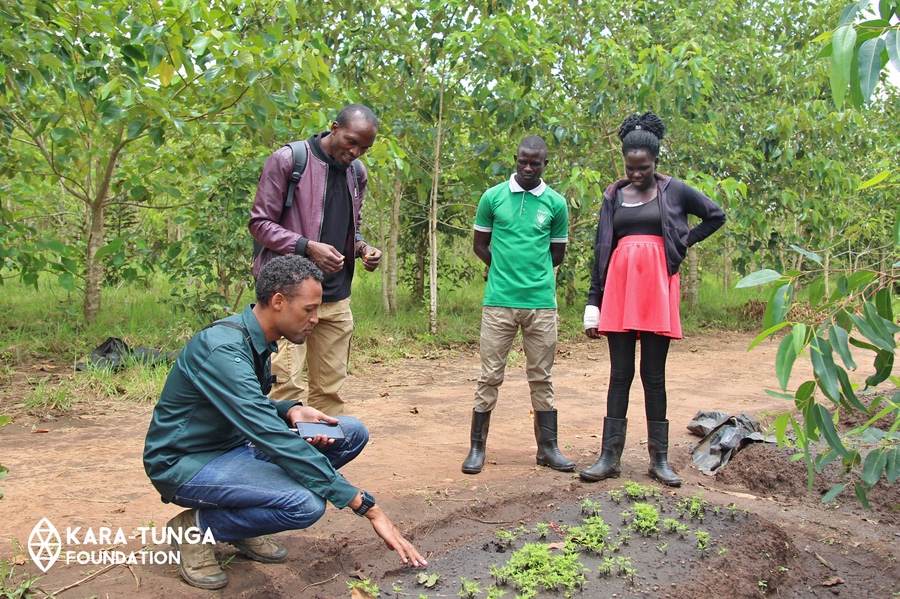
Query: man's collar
509 174 546 196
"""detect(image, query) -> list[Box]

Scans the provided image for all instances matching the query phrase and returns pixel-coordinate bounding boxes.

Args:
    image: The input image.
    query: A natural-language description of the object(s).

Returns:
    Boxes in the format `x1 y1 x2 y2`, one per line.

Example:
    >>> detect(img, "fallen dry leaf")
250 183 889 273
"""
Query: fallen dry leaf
350 588 375 599
409 407 419 414
348 570 367 580
380 392 390 397
32 429 50 434
821 577 845 587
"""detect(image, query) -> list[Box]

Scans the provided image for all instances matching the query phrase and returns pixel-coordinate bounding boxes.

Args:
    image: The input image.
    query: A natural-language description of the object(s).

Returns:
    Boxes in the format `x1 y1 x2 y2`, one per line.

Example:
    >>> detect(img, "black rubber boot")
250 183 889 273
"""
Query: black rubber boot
461 410 492 474
534 410 576 472
647 420 682 487
580 417 627 482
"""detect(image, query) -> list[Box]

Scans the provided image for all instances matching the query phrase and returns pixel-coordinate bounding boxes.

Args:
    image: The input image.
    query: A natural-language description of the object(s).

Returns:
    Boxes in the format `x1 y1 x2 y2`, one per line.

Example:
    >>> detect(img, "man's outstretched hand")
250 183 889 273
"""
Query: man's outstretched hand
365 506 427 567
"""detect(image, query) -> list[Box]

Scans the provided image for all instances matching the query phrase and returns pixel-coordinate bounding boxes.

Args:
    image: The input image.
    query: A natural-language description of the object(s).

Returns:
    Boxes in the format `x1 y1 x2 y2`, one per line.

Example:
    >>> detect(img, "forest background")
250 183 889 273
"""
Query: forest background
0 0 897 350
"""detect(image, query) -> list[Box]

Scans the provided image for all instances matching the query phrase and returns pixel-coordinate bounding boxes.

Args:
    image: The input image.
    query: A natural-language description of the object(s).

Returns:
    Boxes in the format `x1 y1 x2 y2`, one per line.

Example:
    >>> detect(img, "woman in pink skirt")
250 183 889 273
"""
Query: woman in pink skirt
581 112 726 487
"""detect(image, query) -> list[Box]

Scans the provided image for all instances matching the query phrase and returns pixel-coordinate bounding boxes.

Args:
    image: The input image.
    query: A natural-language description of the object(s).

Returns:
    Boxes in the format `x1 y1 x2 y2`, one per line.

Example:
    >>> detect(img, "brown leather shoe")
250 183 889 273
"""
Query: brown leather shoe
167 510 227 589
230 536 288 563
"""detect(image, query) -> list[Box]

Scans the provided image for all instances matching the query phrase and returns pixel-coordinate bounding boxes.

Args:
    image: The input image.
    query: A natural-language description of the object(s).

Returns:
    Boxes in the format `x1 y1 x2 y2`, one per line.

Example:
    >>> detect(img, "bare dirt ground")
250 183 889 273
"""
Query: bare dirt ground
1 332 898 598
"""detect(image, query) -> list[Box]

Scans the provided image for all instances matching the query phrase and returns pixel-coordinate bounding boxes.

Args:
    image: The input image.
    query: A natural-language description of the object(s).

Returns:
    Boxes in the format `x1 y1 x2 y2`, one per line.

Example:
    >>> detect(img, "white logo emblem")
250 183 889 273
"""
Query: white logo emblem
28 518 62 572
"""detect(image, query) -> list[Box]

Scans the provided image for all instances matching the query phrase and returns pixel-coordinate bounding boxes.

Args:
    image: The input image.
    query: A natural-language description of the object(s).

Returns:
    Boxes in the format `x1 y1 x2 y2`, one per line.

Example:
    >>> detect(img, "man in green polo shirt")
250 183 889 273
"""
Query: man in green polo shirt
462 135 576 475
144 255 424 590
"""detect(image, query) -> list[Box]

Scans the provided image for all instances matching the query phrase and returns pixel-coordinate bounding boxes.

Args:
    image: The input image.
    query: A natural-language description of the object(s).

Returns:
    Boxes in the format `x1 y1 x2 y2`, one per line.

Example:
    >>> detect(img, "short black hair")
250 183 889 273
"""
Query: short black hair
256 255 324 306
618 111 666 158
518 134 548 154
336 103 379 130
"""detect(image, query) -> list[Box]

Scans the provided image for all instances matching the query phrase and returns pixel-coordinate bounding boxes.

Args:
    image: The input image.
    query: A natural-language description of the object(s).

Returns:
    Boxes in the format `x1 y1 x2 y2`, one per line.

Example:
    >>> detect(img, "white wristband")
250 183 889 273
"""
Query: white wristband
583 305 600 330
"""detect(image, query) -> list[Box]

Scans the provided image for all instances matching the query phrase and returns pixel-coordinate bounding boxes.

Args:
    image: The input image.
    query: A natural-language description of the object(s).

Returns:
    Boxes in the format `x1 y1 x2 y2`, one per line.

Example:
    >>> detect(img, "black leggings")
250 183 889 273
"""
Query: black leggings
605 331 671 422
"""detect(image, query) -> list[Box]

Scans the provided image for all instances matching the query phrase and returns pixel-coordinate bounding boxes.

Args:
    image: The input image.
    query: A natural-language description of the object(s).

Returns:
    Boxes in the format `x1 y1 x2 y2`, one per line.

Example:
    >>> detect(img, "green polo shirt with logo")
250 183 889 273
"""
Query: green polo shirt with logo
474 178 569 309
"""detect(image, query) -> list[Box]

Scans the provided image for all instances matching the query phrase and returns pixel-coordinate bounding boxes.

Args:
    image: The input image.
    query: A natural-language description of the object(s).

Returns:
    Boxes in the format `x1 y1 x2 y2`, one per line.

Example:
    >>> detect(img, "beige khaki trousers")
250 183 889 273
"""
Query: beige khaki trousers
473 306 557 412
268 297 353 415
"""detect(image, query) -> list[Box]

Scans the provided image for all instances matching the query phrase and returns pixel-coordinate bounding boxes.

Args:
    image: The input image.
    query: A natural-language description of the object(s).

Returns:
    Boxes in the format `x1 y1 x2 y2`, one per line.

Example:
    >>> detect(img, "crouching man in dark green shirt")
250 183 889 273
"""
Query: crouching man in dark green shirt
144 255 425 589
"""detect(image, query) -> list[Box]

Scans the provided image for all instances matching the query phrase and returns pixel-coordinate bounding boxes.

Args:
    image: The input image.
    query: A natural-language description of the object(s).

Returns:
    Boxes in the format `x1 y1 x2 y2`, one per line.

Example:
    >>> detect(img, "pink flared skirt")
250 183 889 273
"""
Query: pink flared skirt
598 235 682 339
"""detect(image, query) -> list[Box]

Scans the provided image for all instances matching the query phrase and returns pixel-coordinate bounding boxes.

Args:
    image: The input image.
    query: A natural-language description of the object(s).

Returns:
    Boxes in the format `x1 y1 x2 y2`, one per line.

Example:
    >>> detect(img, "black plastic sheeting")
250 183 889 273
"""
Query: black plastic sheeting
688 410 775 475
75 337 172 373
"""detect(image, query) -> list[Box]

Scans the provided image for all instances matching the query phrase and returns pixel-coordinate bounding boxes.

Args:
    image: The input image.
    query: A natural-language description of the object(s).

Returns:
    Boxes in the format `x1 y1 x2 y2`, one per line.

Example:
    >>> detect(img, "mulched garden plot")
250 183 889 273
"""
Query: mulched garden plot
385 482 793 599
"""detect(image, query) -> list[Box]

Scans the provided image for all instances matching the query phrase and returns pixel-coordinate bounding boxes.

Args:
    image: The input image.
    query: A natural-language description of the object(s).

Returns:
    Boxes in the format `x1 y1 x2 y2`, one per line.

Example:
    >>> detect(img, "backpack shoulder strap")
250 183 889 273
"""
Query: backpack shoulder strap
349 158 364 200
284 140 308 209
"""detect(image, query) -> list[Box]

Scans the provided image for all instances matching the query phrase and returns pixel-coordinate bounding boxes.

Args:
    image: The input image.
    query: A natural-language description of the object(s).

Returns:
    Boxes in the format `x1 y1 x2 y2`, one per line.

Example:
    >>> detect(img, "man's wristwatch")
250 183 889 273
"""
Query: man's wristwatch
353 491 376 517
355 243 369 259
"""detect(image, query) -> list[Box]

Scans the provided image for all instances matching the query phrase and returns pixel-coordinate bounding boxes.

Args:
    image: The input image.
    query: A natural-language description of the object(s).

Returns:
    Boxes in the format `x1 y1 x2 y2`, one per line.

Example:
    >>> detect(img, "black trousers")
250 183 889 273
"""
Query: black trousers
605 331 671 422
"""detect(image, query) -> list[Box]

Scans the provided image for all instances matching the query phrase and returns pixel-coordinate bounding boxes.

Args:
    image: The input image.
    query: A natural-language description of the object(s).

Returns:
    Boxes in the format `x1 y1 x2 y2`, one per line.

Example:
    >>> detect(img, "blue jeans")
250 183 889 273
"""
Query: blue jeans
171 417 368 541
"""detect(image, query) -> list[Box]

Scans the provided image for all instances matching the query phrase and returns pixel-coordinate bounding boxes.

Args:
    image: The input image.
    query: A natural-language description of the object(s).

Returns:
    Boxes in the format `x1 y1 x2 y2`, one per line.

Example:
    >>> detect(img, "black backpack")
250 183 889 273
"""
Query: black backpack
252 141 364 259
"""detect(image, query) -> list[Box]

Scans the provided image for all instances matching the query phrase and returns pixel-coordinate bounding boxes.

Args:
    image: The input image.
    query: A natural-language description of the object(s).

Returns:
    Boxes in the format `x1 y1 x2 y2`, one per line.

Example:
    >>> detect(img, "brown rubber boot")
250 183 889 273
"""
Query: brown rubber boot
167 509 227 589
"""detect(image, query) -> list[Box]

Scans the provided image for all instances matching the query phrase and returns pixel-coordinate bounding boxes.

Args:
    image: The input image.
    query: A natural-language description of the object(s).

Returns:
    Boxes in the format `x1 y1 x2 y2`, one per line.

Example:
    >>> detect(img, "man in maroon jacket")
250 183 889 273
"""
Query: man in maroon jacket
249 104 382 415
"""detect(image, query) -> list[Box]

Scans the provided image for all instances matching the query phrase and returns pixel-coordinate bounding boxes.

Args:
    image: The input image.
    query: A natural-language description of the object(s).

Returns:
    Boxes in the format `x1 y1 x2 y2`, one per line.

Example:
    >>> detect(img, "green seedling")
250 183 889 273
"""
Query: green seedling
728 504 739 519
607 489 623 504
415 572 441 589
458 577 481 598
622 480 654 500
695 530 710 553
632 502 660 536
580 497 602 517
566 514 610 555
495 529 517 548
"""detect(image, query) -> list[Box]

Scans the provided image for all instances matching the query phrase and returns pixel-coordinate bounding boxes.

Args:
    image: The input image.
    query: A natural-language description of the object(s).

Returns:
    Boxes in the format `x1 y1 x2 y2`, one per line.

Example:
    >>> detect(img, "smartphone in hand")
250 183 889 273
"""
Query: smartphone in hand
291 421 346 441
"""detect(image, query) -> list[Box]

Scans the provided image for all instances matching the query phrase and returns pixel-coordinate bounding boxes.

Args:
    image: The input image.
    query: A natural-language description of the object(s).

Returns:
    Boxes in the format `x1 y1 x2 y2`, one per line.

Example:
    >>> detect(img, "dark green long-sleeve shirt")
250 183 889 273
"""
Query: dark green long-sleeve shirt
142 305 358 508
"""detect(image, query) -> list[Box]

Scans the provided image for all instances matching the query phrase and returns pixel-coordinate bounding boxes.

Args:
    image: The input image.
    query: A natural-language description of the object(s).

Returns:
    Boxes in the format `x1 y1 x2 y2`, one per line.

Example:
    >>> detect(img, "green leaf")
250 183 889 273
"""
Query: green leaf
874 287 893 322
858 37 886 104
853 483 871 509
886 29 900 73
748 321 791 350
789 244 822 265
886 448 900 484
821 482 847 503
773 412 791 447
828 325 856 370
814 404 851 460
848 313 894 352
765 389 796 400
58 271 75 291
0 415 10 426
858 169 891 190
879 0 897 19
775 332 797 391
830 24 857 108
763 284 793 330
835 366 867 412
810 336 840 403
126 119 145 139
121 44 146 62
808 276 826 308
859 448 887 488
100 104 124 126
148 125 164 147
190 35 211 56
839 0 868 25
735 269 782 288
865 350 894 388
49 127 75 143
793 323 807 356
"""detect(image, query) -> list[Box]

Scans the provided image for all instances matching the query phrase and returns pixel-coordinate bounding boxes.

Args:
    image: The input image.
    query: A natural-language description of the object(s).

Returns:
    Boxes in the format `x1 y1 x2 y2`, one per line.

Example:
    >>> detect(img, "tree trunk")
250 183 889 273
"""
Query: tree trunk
428 78 445 335
722 239 732 296
386 175 402 314
83 197 105 323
